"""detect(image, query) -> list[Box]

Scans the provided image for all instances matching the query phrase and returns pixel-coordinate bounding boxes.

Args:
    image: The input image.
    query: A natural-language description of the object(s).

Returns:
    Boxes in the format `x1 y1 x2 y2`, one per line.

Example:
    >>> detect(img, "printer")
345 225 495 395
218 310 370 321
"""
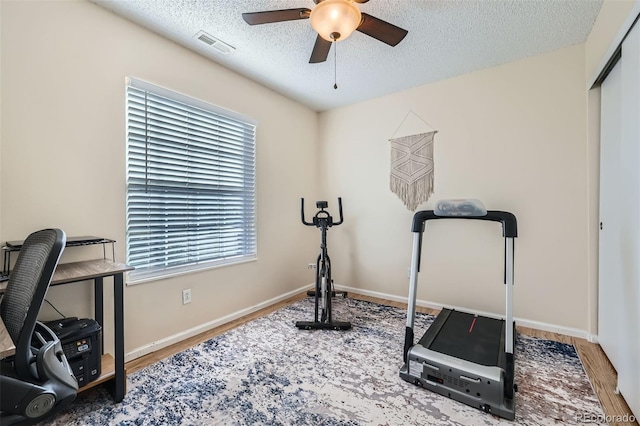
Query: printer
44 317 102 388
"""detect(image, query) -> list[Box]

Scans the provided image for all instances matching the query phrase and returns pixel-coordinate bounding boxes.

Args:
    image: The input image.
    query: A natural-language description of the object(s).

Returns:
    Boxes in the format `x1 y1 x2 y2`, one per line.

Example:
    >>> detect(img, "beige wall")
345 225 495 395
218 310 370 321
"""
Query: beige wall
2 0 639 356
319 0 637 336
319 44 590 332
0 1 320 355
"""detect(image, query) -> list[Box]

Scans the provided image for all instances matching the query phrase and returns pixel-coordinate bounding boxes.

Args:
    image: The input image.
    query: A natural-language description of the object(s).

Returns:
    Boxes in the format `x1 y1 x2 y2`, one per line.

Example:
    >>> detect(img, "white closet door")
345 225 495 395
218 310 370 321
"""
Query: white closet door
599 18 640 419
598 60 623 370
618 20 640 418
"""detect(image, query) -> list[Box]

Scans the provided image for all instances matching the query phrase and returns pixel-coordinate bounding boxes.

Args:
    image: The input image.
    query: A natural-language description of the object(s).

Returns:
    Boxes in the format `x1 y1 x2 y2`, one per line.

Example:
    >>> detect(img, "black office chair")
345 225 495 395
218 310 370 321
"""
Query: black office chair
0 229 78 425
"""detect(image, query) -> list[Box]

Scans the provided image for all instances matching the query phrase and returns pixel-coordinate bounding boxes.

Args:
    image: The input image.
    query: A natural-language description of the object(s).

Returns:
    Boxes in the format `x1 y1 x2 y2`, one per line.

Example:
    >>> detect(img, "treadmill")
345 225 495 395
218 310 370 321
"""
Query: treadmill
399 201 518 420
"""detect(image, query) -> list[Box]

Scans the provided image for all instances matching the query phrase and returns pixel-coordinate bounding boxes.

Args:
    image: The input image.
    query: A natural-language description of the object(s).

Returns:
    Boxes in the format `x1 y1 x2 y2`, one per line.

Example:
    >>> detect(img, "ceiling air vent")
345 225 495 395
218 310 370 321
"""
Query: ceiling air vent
194 30 235 54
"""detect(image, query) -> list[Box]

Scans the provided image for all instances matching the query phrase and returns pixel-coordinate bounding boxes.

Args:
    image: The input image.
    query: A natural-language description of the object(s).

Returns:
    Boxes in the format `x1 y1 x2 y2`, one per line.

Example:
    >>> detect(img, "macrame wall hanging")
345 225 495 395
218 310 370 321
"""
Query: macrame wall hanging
389 110 437 211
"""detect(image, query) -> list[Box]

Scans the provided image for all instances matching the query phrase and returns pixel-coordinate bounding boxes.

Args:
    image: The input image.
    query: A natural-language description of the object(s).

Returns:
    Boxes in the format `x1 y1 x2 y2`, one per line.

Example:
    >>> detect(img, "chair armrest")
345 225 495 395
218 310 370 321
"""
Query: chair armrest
32 322 77 390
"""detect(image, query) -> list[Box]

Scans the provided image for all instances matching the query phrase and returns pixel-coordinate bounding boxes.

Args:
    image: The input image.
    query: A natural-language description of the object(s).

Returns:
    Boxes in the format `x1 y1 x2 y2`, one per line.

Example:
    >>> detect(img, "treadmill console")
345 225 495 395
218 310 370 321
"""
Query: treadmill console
434 199 487 217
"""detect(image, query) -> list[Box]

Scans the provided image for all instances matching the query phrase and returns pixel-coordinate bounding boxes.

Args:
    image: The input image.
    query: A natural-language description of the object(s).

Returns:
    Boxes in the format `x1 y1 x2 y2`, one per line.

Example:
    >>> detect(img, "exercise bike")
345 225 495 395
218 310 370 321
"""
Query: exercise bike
296 198 351 331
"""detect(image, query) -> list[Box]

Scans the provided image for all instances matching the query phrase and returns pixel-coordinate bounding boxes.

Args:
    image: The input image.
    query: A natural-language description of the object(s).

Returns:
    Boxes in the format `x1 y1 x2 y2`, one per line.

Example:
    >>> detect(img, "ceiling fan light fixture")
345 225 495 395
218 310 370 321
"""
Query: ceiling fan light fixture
310 0 362 42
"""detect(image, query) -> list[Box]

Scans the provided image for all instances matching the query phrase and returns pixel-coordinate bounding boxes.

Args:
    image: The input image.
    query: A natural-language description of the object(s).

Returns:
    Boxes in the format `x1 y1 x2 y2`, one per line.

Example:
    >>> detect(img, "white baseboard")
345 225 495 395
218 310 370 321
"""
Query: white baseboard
125 283 313 362
334 284 593 341
127 281 595 362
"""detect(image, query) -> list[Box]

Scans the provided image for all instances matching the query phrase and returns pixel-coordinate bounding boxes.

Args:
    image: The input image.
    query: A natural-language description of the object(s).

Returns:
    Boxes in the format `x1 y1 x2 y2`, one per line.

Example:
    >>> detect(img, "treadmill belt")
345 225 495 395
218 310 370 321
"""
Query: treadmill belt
429 310 504 366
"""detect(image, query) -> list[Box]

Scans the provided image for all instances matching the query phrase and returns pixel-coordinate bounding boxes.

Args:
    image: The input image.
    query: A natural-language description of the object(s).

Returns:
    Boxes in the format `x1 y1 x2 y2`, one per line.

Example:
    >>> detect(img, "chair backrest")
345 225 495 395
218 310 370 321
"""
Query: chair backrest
0 229 65 378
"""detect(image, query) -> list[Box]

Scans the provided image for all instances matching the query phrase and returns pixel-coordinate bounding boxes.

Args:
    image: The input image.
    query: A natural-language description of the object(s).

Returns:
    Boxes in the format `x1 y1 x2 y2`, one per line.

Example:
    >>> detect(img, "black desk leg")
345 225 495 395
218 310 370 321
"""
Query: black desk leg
94 277 104 354
113 272 125 402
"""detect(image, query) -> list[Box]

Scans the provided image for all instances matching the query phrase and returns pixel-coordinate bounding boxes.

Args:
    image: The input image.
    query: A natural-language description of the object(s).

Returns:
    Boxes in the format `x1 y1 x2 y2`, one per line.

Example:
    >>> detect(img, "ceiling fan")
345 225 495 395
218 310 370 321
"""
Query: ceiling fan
242 0 408 64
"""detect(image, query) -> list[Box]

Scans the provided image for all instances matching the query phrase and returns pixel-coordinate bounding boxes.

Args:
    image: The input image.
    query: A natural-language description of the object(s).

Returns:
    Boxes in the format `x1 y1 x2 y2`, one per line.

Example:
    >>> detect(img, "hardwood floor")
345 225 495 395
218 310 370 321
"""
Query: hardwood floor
125 292 638 425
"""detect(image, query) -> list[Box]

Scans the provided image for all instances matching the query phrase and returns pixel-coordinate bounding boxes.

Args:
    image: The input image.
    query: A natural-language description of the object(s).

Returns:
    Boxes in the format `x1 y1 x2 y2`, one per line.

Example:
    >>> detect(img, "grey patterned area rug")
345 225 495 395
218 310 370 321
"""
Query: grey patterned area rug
45 298 605 425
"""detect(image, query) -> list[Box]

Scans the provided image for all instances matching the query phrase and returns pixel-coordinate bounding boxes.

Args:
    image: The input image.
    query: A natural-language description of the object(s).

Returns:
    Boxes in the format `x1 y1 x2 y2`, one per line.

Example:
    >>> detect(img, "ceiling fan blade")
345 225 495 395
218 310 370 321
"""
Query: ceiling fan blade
357 13 408 46
242 8 311 25
309 35 332 64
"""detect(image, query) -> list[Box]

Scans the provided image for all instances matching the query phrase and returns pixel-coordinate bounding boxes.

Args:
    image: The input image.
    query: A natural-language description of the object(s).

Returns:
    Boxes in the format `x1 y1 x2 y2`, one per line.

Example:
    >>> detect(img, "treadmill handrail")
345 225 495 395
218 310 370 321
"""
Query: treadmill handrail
404 208 518 362
411 210 517 238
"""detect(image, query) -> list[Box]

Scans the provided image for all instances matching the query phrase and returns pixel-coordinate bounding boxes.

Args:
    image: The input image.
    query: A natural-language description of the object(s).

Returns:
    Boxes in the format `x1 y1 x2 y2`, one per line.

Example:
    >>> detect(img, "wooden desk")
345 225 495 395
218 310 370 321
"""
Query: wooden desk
0 259 133 402
0 316 16 359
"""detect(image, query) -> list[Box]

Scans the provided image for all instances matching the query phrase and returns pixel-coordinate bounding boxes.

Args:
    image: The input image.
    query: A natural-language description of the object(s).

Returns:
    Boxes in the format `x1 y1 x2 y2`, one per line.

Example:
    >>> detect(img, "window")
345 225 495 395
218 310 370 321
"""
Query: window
126 77 256 282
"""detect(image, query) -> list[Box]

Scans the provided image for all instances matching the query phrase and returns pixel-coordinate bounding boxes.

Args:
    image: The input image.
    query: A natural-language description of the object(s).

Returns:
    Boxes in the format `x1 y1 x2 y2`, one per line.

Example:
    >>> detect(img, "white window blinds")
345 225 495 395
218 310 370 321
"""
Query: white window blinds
126 78 257 282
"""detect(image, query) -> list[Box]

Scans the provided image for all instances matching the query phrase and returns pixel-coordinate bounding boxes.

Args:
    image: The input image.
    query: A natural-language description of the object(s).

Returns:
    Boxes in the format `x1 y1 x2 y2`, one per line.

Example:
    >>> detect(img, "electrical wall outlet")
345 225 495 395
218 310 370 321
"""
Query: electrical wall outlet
308 263 316 270
182 288 192 305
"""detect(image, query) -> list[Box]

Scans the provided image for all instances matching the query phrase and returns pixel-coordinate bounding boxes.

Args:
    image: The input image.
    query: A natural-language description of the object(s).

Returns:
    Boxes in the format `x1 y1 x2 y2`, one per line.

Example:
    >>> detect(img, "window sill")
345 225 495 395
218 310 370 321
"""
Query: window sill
126 255 257 286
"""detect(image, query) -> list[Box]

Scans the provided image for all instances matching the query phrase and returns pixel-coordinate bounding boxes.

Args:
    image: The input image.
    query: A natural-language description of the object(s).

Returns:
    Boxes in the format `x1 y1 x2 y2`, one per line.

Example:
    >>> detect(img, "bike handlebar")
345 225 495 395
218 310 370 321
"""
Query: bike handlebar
300 197 344 227
301 198 313 226
334 197 344 226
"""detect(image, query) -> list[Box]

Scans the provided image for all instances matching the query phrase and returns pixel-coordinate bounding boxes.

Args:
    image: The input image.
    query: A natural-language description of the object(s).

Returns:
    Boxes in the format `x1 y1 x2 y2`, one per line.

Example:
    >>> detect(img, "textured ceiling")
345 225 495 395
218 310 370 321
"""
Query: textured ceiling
92 0 602 112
